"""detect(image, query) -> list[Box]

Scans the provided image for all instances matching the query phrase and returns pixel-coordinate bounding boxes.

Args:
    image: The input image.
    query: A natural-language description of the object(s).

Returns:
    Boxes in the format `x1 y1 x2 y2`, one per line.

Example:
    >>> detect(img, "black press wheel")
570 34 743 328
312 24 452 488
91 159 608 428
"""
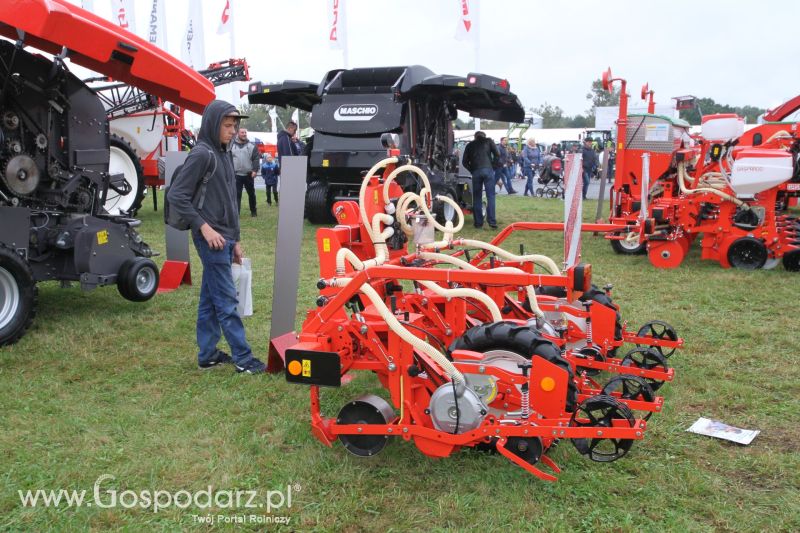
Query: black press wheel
727 236 768 270
305 181 336 225
107 134 145 216
450 321 577 412
117 257 159 302
0 245 37 346
570 394 636 462
610 232 646 255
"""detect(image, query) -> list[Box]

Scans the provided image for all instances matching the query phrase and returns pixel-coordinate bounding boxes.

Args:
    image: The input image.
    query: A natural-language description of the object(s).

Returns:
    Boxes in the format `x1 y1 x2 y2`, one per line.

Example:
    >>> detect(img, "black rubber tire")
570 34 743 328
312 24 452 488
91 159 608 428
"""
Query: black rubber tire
305 181 336 225
610 233 646 255
107 134 145 216
0 245 37 346
783 249 800 272
449 321 577 412
117 257 159 302
727 237 768 270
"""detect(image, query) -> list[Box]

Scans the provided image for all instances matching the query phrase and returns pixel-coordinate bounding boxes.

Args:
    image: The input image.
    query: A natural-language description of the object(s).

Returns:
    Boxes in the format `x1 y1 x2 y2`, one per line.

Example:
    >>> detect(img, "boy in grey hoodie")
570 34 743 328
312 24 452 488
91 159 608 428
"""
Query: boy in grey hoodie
167 99 265 373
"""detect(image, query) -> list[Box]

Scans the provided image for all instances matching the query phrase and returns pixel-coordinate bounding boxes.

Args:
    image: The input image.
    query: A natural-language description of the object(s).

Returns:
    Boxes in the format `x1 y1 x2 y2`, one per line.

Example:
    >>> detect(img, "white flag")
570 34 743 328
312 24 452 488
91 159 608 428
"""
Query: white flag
327 0 347 50
217 0 233 35
111 0 136 34
148 0 168 50
455 0 478 44
181 0 206 69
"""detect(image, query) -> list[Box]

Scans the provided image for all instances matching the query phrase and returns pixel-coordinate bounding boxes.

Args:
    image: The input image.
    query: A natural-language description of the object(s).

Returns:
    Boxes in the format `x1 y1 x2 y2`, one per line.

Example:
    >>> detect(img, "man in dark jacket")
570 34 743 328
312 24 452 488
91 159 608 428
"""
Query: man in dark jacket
581 138 599 200
231 128 260 217
276 120 299 165
167 99 266 374
462 131 501 228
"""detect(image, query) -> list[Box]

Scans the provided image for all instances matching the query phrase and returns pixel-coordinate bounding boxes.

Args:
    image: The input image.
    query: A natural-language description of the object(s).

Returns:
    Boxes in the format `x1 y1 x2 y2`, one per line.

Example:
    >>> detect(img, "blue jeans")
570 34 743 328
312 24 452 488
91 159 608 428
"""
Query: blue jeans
495 167 515 192
471 167 496 227
193 237 254 367
523 165 535 195
582 170 592 200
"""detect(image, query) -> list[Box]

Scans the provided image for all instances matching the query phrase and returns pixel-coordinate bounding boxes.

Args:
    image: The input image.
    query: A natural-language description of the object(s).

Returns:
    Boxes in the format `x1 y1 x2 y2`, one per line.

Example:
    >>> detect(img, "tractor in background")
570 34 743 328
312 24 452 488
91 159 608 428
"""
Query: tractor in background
246 66 525 224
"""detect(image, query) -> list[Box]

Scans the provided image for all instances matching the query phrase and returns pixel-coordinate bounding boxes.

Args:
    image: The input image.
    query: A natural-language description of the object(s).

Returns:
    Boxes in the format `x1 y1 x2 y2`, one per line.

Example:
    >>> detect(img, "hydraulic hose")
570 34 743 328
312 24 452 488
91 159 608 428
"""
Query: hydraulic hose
677 162 745 207
358 156 400 243
338 280 465 384
416 280 503 322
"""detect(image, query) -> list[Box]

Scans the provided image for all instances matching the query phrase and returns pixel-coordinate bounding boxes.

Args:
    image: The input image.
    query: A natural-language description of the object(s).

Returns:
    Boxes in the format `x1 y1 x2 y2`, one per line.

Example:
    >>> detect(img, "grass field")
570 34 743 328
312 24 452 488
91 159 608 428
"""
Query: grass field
1 193 799 532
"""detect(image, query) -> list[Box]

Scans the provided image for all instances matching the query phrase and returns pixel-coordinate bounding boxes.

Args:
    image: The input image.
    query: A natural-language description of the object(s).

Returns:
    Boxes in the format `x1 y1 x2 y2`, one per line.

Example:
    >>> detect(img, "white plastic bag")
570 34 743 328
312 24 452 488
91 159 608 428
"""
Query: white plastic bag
231 257 253 317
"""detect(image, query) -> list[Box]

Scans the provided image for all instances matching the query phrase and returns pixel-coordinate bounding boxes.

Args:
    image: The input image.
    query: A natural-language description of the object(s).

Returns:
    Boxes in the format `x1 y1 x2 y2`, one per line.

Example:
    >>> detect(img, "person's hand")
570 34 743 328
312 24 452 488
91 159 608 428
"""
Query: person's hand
250 170 256 178
200 223 225 250
233 242 243 264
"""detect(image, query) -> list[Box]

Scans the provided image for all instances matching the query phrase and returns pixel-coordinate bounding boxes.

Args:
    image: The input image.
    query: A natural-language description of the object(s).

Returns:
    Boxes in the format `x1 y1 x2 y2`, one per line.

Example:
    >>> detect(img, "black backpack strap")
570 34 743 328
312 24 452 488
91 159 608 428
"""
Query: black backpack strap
195 145 217 211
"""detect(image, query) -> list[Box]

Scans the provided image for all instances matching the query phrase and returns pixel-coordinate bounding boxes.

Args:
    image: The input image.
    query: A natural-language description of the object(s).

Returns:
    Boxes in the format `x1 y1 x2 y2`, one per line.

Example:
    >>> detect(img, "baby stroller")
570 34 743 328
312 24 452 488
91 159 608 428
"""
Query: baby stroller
535 154 564 198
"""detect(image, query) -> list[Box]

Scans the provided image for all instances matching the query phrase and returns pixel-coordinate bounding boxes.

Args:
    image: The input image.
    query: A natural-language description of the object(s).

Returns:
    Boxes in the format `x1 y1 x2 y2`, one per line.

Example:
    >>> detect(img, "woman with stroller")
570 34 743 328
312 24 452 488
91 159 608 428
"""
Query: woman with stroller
521 138 543 196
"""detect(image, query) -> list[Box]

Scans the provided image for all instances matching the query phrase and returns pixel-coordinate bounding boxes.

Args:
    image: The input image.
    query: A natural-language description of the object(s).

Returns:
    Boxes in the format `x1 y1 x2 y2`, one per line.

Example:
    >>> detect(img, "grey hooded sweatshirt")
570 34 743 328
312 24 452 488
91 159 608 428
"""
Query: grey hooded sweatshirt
168 100 241 242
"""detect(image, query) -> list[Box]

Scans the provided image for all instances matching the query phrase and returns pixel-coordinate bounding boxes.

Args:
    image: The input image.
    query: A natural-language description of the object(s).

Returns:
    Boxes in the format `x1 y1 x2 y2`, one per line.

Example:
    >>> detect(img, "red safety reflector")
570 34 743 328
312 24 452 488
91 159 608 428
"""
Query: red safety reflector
468 76 477 84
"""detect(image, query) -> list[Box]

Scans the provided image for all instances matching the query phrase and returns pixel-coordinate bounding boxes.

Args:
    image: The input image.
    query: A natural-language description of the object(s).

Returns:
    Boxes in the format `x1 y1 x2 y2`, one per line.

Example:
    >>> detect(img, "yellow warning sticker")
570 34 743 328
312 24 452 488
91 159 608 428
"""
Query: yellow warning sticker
322 159 330 167
264 88 270 93
302 359 311 377
457 82 465 87
373 190 379 204
322 238 331 252
97 230 108 245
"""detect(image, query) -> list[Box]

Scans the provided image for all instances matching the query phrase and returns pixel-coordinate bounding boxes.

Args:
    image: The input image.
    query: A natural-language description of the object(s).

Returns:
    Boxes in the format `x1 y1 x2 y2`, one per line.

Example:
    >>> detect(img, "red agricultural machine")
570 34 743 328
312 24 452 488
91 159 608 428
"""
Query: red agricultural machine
602 68 800 271
277 142 682 480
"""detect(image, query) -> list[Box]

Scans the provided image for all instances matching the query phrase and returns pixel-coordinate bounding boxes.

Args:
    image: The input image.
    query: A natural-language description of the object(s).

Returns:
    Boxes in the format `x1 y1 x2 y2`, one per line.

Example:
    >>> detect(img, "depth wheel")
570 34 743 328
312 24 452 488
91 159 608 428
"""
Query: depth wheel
636 320 678 358
726 236 767 270
621 347 669 391
0 245 37 346
570 395 636 462
610 232 646 255
783 249 800 272
506 436 543 466
305 181 336 225
107 134 144 216
337 394 396 457
117 257 159 302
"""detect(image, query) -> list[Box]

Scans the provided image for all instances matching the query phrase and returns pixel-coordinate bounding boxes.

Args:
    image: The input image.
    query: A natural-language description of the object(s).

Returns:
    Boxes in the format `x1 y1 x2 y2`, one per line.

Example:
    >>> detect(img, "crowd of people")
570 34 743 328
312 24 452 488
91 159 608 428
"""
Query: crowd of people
462 131 617 225
230 120 306 216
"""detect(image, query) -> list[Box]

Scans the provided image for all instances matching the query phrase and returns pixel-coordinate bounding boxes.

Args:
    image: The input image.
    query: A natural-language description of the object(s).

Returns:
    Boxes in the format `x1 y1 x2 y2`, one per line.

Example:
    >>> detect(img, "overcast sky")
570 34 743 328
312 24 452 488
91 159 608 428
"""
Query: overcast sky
76 0 800 119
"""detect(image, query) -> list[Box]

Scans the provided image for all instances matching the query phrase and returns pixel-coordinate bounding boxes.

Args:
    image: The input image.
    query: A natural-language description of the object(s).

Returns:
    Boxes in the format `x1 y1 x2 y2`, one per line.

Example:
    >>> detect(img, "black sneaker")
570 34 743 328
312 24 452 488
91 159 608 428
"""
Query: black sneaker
235 358 267 374
489 224 498 230
198 350 233 370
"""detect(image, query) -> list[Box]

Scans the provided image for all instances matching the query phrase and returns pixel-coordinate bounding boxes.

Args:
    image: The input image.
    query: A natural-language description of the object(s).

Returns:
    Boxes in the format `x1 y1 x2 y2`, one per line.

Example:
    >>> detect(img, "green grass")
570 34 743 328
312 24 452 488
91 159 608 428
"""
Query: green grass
1 193 799 532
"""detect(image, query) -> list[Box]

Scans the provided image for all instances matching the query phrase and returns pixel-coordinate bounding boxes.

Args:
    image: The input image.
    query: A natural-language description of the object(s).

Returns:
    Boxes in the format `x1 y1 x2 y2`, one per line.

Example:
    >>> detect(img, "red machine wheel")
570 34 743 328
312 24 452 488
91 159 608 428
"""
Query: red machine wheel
647 240 685 269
